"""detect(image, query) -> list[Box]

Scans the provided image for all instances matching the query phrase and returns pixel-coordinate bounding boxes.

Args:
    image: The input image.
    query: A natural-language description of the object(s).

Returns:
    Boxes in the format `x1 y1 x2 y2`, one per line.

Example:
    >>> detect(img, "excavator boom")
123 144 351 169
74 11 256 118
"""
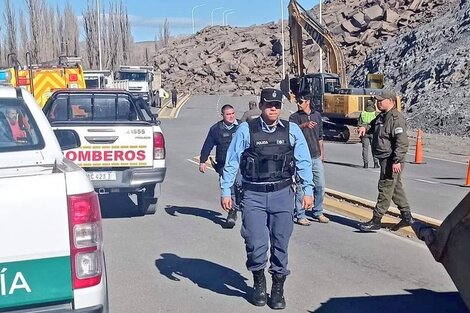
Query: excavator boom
288 0 348 88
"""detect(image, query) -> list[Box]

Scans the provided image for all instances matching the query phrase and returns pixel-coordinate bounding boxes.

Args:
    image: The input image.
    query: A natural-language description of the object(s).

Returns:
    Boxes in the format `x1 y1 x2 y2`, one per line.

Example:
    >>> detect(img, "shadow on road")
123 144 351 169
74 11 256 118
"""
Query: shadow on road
316 213 366 233
322 213 404 234
155 253 250 301
324 160 363 168
309 289 467 313
164 205 229 228
99 193 140 219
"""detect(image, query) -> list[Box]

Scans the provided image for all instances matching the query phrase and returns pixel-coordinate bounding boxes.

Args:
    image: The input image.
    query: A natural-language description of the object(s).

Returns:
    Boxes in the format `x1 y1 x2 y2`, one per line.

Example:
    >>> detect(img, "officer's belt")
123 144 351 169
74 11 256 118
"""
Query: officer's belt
242 179 292 192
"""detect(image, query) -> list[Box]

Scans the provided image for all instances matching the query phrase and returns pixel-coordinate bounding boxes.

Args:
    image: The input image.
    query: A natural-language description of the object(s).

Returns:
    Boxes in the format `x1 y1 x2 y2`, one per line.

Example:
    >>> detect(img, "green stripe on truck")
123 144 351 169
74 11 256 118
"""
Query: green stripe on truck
0 256 72 310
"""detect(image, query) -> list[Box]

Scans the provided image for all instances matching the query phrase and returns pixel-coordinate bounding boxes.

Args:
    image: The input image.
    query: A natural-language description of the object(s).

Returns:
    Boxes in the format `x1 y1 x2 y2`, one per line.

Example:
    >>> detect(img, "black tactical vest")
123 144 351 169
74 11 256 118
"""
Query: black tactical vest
240 118 295 182
214 120 239 172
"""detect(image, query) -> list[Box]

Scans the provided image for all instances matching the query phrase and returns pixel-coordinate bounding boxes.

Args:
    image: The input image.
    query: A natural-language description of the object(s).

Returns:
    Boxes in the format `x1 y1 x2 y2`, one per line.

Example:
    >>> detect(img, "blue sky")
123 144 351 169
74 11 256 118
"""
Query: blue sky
2 0 320 42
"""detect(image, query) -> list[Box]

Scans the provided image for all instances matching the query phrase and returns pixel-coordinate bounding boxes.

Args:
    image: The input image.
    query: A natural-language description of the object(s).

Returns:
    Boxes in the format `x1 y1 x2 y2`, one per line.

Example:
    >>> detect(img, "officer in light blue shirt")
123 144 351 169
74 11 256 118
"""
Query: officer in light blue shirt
220 88 314 310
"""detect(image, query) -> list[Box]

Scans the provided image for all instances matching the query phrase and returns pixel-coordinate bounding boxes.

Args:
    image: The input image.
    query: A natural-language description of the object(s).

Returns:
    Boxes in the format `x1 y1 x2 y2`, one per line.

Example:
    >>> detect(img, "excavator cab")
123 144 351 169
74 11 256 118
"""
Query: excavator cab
365 73 385 89
288 73 341 113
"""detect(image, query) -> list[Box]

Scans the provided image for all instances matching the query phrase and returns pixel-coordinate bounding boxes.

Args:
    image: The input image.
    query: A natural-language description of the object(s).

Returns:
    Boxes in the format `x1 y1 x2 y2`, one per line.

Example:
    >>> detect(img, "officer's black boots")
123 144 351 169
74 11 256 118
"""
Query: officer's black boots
360 214 382 231
363 162 368 168
392 211 413 231
226 209 237 228
268 274 286 310
252 270 267 306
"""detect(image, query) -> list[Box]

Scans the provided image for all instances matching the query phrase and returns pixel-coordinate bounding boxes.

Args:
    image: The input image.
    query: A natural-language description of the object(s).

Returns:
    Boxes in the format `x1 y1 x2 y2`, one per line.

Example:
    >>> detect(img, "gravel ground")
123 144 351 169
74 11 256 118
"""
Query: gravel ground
408 129 470 163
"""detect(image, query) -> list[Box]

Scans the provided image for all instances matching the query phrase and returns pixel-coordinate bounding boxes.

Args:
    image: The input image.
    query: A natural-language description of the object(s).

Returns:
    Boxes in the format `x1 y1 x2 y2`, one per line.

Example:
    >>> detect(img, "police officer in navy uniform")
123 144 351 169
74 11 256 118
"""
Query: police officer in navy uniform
220 88 314 309
199 104 240 228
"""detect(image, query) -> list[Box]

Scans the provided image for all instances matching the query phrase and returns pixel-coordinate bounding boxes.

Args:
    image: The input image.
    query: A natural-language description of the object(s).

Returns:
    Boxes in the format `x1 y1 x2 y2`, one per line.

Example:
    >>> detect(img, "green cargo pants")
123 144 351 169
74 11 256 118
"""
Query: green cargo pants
374 157 411 217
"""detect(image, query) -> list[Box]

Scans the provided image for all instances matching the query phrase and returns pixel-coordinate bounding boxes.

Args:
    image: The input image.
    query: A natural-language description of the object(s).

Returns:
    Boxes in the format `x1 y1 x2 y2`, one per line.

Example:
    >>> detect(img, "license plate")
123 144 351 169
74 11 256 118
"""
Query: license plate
87 171 117 181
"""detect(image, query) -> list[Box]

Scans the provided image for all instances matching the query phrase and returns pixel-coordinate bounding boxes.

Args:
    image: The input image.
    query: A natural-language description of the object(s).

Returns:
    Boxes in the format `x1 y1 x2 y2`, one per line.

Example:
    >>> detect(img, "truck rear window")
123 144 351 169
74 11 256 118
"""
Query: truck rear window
0 99 44 152
46 94 138 122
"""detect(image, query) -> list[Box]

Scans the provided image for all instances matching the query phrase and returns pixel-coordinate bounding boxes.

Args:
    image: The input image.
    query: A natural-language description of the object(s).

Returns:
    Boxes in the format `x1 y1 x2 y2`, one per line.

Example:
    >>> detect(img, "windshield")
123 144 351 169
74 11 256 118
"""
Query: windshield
46 94 138 122
0 98 44 152
324 78 340 93
118 72 147 81
85 76 104 89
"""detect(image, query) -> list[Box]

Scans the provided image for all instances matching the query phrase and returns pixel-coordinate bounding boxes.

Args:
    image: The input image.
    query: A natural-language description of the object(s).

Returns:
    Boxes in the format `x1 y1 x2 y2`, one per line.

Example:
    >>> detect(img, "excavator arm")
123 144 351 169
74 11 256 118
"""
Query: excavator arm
288 0 348 88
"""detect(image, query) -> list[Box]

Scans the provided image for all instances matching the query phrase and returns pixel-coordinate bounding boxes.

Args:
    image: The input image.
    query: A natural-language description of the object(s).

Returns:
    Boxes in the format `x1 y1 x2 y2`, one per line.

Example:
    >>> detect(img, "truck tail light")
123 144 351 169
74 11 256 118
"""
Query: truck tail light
67 192 103 289
69 73 78 82
153 132 165 160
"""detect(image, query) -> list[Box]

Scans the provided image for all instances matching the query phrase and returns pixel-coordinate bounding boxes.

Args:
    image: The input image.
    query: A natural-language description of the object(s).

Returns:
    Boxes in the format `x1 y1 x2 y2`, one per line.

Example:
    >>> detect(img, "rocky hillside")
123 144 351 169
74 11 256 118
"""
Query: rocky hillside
351 0 470 136
152 0 469 136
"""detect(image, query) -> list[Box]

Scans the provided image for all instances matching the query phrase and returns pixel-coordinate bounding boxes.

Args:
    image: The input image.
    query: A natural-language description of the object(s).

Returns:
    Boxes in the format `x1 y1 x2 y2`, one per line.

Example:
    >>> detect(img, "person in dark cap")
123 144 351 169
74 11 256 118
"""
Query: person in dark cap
358 89 413 232
240 100 262 122
220 88 314 309
289 90 329 225
359 99 379 168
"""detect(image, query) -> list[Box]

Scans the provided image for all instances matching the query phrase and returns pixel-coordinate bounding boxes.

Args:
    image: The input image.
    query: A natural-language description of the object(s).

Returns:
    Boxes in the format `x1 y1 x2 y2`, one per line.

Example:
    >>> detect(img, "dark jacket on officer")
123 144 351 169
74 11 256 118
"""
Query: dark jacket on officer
367 108 408 163
200 120 240 174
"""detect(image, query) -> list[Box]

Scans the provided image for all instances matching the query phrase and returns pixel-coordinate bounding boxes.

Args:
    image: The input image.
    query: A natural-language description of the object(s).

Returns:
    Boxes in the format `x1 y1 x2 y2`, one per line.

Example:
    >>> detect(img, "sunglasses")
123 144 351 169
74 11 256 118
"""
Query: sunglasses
262 102 282 109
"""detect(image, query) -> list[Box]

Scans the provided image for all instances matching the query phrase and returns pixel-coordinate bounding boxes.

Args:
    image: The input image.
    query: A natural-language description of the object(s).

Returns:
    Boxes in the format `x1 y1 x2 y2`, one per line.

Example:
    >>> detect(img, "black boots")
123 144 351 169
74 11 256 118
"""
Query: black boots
268 274 286 310
363 162 368 168
226 209 237 228
360 214 382 231
252 270 267 306
393 211 413 230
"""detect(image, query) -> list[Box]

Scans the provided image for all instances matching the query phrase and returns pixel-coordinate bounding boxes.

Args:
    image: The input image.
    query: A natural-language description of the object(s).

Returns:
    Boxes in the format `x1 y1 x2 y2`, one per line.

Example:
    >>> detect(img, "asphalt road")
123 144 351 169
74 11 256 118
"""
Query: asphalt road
100 95 467 313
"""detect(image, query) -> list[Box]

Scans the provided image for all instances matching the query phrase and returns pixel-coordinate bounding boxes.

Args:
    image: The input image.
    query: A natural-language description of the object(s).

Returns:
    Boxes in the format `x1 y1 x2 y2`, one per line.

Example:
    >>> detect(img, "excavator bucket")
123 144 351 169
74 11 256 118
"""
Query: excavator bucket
412 192 470 310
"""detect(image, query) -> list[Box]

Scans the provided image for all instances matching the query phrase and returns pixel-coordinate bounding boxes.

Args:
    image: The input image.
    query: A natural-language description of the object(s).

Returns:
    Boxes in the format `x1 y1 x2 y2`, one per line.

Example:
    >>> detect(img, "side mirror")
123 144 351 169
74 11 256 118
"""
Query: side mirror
54 129 81 151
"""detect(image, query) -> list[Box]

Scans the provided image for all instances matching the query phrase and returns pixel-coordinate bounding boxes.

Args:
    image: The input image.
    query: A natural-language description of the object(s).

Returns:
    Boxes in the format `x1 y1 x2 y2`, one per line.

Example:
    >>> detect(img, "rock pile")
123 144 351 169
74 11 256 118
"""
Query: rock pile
150 0 468 136
350 0 470 136
318 0 456 68
154 23 285 96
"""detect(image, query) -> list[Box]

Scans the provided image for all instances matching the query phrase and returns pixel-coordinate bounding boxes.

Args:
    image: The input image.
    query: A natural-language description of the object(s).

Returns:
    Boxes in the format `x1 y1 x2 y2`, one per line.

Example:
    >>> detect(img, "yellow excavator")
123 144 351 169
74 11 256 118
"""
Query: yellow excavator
285 0 398 143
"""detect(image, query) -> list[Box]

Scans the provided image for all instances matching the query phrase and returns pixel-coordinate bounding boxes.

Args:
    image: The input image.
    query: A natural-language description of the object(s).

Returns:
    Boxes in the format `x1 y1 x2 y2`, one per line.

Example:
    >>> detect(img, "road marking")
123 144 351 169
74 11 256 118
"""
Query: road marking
173 94 191 118
406 152 468 165
414 178 439 185
187 159 216 172
216 95 222 115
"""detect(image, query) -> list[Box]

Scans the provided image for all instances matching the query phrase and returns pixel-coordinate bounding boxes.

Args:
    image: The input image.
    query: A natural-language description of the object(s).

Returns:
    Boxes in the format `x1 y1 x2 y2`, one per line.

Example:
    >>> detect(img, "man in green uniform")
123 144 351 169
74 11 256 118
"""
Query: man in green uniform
357 89 413 231
359 100 379 168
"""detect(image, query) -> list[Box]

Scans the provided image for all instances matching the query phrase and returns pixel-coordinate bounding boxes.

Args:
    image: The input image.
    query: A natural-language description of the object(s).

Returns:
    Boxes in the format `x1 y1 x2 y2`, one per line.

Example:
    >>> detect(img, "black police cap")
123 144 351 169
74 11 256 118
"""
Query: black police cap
260 88 283 104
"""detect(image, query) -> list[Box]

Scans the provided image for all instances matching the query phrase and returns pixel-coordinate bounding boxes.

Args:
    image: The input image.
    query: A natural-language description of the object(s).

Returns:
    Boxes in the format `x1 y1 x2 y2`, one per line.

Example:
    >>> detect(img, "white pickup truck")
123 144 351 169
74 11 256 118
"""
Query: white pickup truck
0 86 108 312
42 89 166 215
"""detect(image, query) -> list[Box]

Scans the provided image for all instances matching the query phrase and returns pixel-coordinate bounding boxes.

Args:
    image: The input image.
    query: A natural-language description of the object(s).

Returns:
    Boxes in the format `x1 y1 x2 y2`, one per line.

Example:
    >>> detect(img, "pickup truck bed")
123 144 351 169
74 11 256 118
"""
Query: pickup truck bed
43 89 166 215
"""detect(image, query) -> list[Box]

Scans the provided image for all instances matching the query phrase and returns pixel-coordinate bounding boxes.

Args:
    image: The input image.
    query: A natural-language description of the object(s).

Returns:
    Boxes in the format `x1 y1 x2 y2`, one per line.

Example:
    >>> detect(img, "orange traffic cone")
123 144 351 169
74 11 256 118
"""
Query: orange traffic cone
466 158 470 187
414 128 425 164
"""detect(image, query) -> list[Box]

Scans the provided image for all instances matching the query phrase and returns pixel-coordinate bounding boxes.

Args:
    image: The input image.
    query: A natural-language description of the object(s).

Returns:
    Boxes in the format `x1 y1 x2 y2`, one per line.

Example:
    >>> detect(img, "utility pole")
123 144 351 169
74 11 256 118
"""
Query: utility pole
97 0 102 70
222 9 235 26
211 7 223 26
281 0 285 79
225 11 236 26
319 0 323 73
192 4 206 34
